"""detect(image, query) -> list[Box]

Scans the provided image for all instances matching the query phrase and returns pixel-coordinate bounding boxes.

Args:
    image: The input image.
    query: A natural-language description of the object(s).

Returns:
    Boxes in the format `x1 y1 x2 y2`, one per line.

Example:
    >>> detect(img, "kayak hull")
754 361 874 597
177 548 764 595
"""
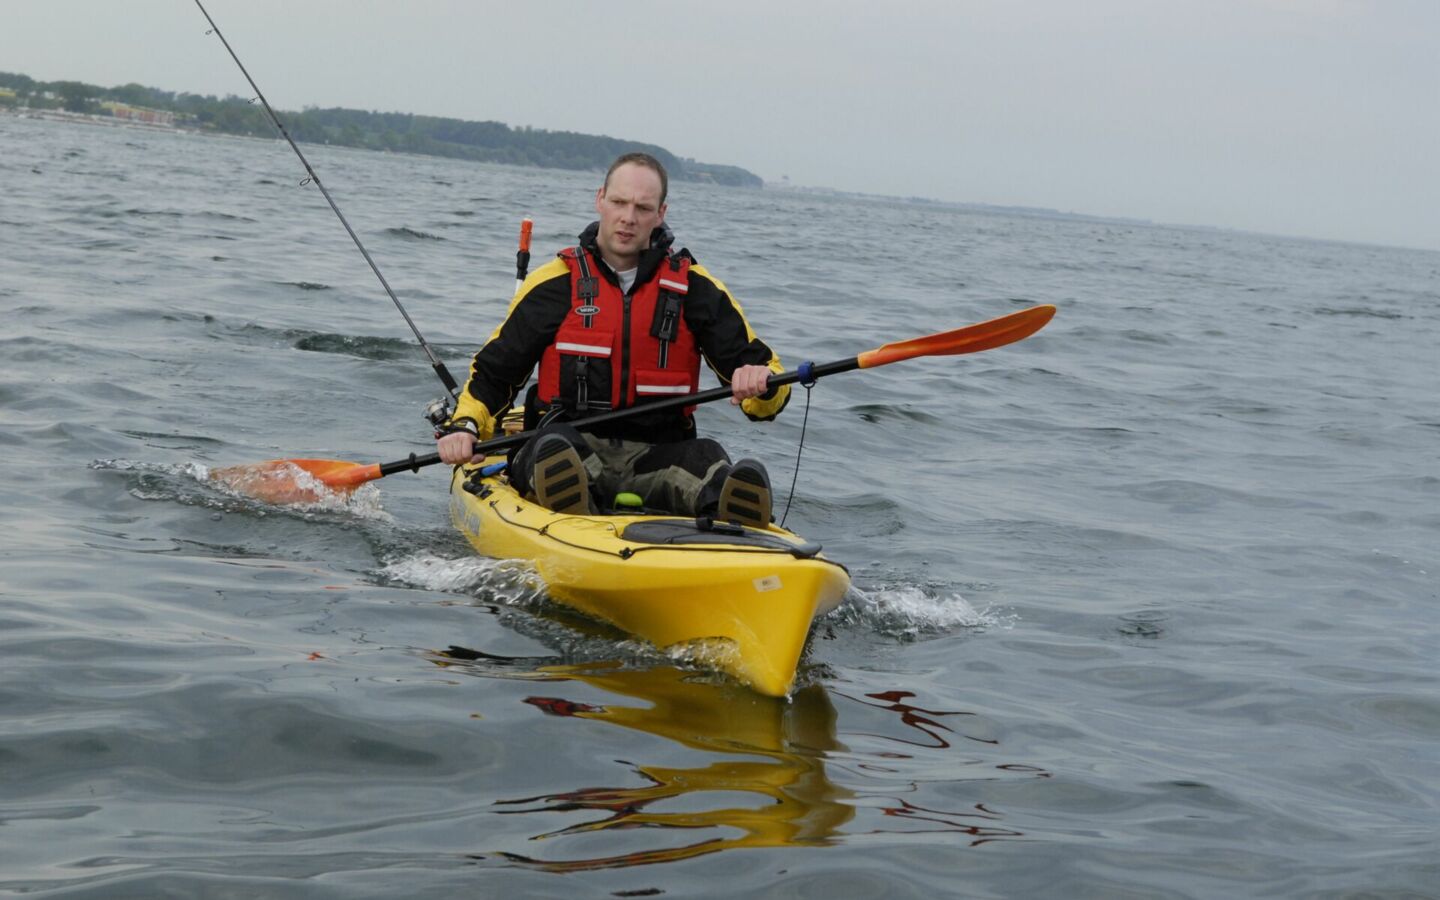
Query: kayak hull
449 460 849 696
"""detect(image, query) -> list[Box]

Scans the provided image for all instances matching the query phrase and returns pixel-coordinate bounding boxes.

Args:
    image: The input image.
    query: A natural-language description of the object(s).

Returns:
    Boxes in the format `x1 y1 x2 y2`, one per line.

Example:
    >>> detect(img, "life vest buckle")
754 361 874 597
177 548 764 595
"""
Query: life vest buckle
574 357 590 413
651 293 683 343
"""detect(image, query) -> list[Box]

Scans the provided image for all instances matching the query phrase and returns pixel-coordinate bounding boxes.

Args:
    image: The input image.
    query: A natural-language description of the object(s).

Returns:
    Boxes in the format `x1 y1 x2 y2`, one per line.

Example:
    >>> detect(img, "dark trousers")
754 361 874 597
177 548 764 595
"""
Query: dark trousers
509 423 732 515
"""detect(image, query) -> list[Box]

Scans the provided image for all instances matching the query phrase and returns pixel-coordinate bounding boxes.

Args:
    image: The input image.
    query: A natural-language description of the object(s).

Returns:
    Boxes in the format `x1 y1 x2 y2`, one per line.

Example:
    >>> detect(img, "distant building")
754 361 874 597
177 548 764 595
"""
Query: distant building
101 101 175 127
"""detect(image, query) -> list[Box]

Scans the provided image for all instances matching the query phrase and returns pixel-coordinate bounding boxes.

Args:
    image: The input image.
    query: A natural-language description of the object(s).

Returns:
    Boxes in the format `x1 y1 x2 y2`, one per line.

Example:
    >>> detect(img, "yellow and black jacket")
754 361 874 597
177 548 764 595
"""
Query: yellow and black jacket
451 222 789 443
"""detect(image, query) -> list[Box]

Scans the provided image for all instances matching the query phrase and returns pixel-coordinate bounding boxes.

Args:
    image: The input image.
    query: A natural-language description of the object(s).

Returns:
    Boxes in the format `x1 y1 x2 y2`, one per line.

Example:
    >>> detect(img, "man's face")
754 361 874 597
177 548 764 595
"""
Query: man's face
594 163 667 270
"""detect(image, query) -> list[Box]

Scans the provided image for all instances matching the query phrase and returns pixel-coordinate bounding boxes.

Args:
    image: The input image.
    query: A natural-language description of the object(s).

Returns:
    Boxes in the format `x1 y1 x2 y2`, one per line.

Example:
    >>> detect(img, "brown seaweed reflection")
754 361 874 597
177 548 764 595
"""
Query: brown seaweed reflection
874 799 1025 847
834 689 1043 847
485 664 855 872
839 688 997 751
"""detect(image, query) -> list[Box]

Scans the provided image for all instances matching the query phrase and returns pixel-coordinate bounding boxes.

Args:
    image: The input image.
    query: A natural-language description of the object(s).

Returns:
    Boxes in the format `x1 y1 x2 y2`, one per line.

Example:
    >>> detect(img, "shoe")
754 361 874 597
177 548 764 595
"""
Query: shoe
717 458 772 528
532 434 590 514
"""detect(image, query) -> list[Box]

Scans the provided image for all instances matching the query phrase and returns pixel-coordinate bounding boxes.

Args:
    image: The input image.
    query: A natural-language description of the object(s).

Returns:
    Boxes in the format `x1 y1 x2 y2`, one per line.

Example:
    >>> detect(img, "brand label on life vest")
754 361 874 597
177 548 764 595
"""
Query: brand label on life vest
575 305 600 317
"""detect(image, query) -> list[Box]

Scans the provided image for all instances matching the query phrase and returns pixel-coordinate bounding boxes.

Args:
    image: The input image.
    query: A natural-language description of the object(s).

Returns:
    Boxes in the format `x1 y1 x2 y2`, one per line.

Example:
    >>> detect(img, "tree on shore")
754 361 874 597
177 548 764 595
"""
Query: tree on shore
0 70 762 188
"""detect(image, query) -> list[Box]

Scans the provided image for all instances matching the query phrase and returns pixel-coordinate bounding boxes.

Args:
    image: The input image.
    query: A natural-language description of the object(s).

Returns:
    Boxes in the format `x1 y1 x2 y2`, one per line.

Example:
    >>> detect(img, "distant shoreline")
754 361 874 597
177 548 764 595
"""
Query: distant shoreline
0 70 762 188
6 107 1429 255
0 109 1162 233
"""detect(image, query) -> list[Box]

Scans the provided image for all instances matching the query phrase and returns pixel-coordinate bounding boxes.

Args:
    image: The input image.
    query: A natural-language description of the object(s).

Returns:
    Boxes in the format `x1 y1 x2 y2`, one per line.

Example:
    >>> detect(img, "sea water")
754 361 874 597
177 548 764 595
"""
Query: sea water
2 114 1437 897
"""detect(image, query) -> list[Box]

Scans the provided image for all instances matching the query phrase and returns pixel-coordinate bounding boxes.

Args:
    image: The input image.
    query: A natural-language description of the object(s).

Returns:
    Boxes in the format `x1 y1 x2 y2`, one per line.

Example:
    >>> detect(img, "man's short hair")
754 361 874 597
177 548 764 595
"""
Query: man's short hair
605 152 668 205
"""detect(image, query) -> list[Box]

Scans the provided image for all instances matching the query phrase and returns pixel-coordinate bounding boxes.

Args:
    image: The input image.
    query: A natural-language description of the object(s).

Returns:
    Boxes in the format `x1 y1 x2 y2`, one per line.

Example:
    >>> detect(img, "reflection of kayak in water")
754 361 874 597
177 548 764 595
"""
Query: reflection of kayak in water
481 662 856 871
432 652 1039 867
448 462 851 697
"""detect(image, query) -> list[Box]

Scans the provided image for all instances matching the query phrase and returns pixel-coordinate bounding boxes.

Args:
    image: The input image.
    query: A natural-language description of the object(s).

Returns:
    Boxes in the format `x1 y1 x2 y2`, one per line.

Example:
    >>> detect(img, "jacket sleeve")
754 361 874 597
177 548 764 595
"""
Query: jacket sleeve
450 259 572 440
684 263 791 421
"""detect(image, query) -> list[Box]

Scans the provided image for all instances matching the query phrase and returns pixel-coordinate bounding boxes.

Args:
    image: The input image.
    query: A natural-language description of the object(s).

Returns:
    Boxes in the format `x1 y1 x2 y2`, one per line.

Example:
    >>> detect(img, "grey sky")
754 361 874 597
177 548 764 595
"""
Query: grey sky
5 0 1437 251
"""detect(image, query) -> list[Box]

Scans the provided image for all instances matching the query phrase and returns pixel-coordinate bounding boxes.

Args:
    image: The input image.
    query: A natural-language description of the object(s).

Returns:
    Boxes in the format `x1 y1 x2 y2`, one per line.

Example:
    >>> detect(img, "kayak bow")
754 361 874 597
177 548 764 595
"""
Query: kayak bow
448 459 849 697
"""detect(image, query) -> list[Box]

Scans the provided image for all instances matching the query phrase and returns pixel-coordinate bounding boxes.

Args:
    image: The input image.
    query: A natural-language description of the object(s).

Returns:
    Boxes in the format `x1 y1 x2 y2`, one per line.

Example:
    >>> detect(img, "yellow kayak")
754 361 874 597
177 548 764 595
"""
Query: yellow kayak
448 458 850 696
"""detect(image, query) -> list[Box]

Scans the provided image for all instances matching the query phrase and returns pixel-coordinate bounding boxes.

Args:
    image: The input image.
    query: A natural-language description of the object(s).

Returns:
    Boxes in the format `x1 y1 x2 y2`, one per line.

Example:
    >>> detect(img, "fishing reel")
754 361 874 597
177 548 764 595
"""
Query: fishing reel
423 396 454 438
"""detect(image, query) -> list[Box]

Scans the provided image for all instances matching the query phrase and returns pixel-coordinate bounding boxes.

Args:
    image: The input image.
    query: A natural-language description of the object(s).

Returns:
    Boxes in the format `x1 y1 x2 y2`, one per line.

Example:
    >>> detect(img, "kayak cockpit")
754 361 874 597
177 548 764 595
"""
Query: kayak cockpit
618 518 826 560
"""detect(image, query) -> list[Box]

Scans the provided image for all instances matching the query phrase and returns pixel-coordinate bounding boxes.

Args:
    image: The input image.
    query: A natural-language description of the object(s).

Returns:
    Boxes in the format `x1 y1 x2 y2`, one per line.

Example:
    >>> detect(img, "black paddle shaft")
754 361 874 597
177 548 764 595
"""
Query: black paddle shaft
375 356 858 478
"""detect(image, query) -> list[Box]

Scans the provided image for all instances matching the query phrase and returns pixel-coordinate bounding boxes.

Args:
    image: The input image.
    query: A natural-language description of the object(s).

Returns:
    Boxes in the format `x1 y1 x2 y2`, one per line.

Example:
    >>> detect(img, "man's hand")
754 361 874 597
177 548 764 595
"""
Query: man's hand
730 364 771 405
437 430 480 465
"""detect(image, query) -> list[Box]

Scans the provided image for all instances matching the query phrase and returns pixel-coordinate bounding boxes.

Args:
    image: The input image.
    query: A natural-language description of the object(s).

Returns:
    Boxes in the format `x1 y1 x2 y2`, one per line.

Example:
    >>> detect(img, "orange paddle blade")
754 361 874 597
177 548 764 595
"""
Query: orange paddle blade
519 217 534 252
856 304 1056 369
209 458 381 504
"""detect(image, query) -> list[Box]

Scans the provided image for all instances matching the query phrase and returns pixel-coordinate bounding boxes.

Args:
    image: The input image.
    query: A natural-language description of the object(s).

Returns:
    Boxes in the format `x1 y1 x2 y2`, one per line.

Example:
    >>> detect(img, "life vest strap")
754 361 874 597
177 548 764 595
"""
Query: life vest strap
650 255 689 369
573 246 599 326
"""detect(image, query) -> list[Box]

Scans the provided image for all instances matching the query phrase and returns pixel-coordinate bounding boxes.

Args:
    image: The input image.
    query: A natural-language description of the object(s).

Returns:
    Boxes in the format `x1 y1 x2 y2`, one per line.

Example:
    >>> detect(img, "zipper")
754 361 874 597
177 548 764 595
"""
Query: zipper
619 291 632 406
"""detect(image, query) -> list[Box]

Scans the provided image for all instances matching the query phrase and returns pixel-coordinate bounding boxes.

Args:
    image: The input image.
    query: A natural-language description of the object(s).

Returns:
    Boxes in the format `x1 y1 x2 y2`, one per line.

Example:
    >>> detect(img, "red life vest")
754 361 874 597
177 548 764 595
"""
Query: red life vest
536 246 701 417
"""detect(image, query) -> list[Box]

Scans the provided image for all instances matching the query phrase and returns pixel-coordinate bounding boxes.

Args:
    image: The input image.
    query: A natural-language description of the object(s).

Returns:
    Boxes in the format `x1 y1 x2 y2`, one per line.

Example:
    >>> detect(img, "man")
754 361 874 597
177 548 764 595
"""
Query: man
435 152 788 527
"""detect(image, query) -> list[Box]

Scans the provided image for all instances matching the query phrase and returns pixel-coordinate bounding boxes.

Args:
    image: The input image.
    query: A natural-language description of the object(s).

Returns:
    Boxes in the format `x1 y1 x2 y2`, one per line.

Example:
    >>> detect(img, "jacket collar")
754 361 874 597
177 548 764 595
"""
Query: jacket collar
577 221 676 289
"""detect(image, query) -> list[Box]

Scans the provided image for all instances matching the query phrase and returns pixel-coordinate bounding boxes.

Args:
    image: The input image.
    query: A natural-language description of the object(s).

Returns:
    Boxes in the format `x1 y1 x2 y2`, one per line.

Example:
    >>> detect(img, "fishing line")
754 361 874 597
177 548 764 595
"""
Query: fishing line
193 0 459 396
778 380 815 529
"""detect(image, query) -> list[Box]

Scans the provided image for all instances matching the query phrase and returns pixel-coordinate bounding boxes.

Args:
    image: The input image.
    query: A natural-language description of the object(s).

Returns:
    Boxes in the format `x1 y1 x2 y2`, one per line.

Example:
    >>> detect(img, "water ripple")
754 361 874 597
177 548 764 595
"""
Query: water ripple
3 114 1437 897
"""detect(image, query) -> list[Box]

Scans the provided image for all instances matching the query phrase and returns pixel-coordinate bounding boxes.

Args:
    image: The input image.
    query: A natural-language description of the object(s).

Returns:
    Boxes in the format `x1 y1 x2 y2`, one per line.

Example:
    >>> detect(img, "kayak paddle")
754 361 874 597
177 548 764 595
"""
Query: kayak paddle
210 304 1056 503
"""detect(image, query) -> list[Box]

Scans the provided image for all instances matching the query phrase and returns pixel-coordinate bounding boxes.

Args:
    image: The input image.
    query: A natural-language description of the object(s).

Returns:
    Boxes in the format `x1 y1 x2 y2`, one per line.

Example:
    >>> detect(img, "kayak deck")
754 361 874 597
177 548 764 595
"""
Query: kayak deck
449 459 849 696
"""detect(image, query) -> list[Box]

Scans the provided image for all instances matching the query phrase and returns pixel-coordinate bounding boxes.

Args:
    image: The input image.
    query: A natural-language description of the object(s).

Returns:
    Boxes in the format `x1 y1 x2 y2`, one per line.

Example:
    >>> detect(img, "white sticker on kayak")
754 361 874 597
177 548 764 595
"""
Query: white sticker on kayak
754 575 782 593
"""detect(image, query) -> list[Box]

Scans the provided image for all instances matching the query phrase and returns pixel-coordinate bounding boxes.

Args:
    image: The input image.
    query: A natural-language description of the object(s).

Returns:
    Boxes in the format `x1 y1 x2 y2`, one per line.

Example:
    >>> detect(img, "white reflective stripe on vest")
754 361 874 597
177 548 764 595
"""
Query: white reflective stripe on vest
635 383 694 394
658 277 688 293
556 341 612 356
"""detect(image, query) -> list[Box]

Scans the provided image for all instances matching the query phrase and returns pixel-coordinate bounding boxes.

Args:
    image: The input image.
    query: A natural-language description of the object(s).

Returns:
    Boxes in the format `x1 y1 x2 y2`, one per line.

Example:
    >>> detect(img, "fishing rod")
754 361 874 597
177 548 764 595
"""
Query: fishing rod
192 0 460 397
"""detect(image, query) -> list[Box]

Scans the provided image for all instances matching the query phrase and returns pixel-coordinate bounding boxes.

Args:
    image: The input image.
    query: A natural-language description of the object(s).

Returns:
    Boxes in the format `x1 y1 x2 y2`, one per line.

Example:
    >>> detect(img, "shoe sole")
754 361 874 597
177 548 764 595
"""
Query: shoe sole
718 460 772 528
534 437 589 514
